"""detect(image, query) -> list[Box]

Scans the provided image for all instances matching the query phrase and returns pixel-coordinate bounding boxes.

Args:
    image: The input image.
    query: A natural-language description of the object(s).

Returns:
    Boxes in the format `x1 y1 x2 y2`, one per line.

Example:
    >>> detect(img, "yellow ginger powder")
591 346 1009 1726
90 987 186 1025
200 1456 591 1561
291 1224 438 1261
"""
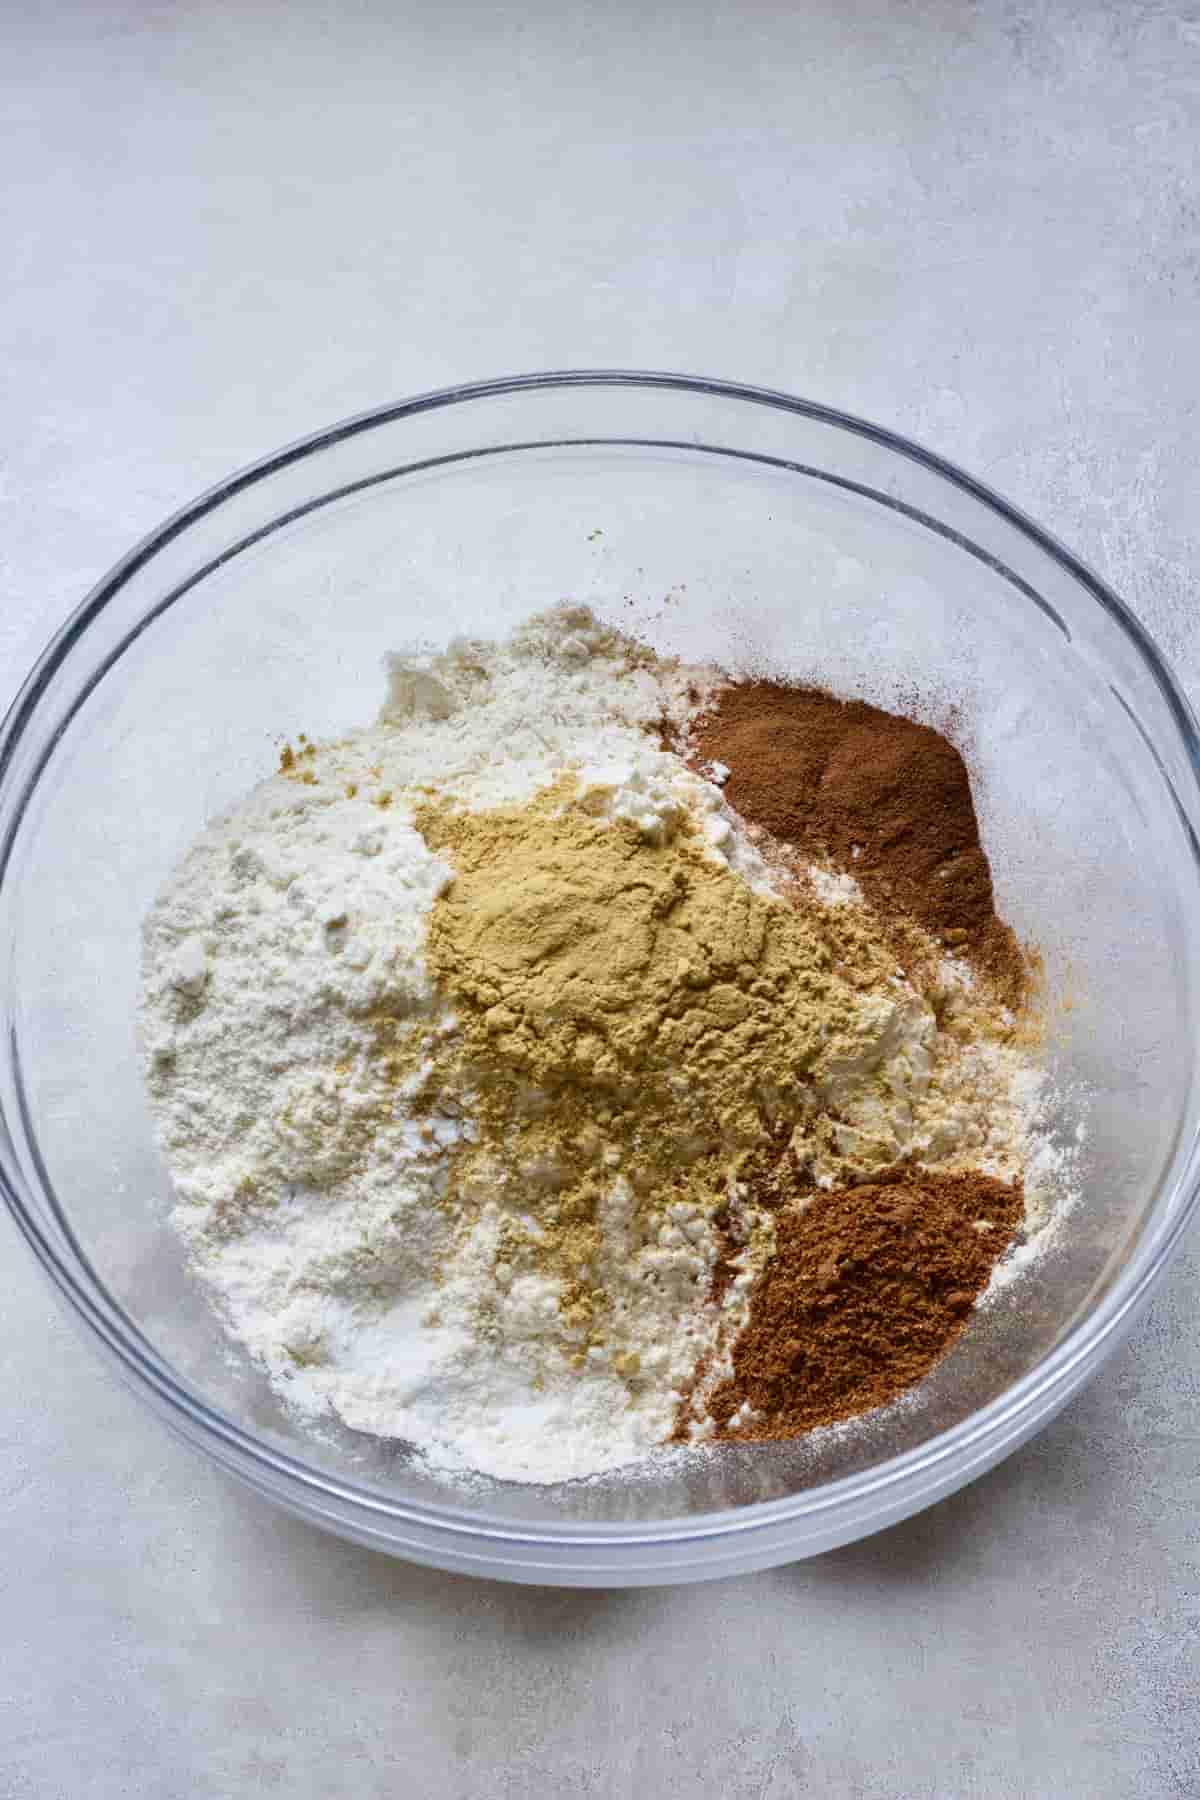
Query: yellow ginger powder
415 779 906 1362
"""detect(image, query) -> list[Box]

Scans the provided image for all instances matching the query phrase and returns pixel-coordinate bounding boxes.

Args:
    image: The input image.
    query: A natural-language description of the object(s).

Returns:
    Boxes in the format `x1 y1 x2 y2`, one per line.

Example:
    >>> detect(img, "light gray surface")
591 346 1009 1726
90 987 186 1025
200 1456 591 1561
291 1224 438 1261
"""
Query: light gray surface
3 3 1198 1794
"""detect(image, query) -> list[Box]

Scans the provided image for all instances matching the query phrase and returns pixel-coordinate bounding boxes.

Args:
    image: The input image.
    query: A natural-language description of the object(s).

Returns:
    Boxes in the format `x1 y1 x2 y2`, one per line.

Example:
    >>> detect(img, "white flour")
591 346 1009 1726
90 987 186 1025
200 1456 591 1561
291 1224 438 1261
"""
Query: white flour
142 608 763 1481
141 604 1057 1485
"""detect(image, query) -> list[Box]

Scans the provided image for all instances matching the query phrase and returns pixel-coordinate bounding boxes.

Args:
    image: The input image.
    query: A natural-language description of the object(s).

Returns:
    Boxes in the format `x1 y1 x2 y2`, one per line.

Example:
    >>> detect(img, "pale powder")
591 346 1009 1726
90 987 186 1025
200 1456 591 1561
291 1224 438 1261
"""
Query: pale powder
140 604 1060 1485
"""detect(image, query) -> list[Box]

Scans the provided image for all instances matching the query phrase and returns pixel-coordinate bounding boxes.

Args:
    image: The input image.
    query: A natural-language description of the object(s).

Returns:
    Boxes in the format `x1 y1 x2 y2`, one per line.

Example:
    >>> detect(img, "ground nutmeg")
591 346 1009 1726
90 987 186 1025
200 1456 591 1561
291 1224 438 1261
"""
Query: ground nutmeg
706 1167 1025 1440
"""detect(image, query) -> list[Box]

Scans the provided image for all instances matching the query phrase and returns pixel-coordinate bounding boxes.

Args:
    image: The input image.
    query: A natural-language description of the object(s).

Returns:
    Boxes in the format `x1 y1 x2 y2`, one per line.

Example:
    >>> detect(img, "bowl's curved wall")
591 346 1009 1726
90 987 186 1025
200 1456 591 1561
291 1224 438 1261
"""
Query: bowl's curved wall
2 374 1198 1581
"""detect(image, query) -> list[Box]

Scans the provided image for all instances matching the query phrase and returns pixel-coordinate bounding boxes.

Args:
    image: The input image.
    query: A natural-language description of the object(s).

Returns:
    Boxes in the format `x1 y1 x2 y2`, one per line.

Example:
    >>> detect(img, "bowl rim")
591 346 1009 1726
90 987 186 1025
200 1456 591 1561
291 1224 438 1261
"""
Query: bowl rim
4 366 1200 1549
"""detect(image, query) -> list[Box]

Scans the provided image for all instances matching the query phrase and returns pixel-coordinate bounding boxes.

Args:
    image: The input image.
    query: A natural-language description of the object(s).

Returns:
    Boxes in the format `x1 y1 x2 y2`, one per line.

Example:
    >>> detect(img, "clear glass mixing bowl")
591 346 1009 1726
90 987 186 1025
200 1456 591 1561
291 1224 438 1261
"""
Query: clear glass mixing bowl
2 372 1198 1585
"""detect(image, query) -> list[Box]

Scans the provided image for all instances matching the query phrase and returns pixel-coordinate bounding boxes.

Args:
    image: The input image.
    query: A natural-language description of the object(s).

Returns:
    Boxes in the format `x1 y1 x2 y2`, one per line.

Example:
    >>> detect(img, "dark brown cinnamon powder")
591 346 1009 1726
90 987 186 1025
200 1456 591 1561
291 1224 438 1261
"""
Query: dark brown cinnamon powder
690 682 1026 1003
706 1167 1024 1440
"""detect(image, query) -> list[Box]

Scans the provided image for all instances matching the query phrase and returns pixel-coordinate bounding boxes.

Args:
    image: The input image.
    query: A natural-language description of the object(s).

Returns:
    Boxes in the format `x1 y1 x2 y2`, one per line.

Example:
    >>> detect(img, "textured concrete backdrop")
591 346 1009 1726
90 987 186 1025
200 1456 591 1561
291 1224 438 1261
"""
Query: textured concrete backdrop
3 3 1198 1795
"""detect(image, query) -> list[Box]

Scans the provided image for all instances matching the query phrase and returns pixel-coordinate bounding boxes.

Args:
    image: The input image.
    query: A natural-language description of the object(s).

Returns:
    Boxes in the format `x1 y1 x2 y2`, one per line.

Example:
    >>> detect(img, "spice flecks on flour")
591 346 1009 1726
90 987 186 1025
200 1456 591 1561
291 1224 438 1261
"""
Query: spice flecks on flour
140 603 1062 1485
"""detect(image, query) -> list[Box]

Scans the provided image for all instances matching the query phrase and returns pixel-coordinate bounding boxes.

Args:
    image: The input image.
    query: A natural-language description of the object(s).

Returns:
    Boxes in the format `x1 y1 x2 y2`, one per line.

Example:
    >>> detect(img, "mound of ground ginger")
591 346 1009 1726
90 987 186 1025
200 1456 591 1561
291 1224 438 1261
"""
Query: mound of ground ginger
415 777 905 1348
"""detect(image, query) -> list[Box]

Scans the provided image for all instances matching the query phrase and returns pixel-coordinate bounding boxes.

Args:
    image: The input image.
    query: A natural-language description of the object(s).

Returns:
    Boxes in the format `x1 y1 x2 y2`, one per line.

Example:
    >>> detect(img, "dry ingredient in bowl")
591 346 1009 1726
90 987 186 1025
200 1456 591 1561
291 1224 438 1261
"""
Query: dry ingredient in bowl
697 1166 1026 1439
687 678 1027 1002
140 604 1066 1485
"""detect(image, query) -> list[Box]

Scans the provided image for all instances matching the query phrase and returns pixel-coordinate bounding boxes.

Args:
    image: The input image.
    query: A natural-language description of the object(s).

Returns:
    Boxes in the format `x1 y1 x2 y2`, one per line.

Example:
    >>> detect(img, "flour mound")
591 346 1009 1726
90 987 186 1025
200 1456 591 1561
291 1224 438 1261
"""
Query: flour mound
140 605 1056 1485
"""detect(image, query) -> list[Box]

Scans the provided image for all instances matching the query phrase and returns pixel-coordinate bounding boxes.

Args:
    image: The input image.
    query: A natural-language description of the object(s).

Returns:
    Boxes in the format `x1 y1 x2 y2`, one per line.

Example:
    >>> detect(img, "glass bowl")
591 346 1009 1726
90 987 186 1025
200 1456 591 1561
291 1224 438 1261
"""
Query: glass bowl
3 372 1199 1587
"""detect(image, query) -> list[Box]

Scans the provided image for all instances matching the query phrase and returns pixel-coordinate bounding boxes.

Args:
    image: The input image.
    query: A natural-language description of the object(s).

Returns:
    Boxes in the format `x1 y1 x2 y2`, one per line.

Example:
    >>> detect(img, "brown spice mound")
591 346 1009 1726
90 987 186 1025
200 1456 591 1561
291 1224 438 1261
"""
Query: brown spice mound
706 1168 1023 1439
690 682 1025 1002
